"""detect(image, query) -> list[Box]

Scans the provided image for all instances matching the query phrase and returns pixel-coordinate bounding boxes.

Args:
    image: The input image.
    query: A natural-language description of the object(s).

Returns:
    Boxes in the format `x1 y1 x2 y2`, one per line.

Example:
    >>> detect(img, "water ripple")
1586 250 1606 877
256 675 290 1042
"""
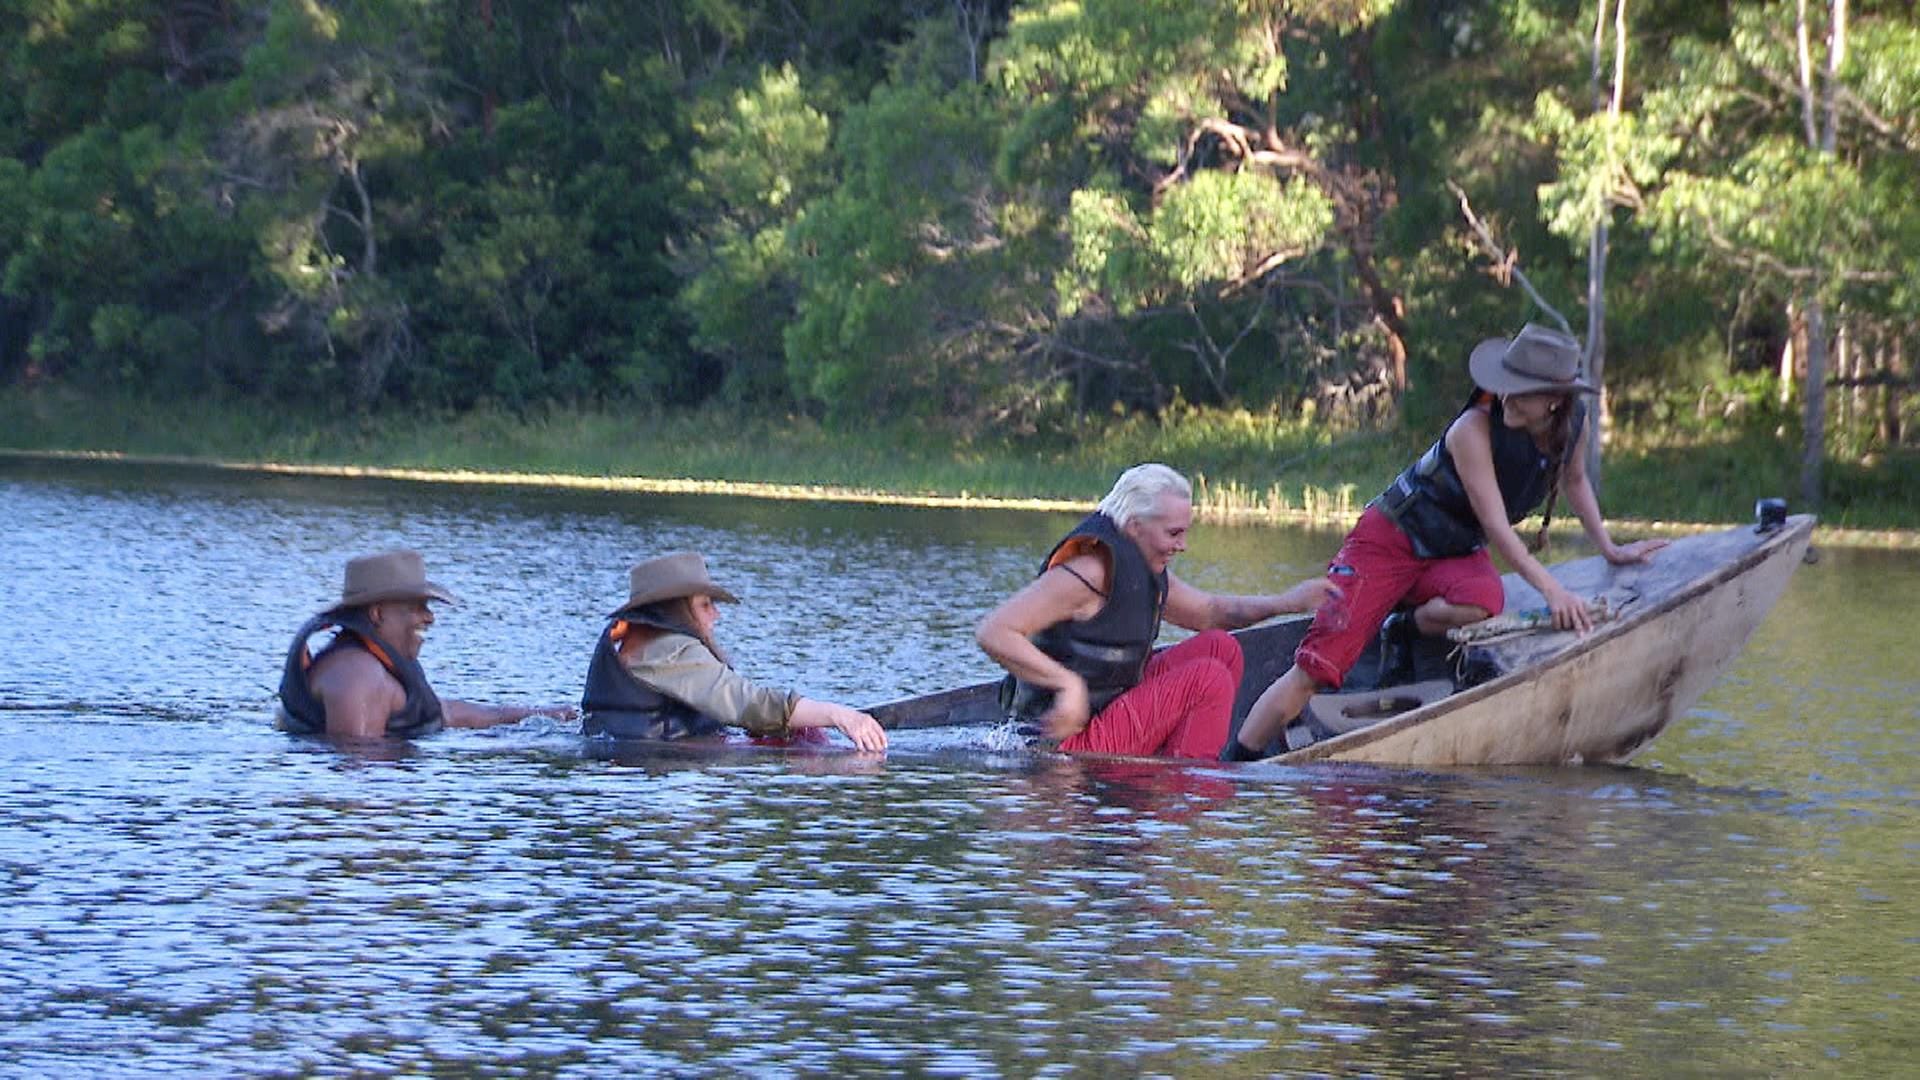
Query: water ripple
2 461 1918 1075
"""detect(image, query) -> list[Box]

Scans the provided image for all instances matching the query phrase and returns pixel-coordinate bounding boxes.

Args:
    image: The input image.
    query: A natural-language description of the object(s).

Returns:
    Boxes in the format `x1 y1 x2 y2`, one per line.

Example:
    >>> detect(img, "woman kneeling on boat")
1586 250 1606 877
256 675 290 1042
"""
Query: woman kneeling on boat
581 552 888 752
1223 324 1668 761
976 463 1338 760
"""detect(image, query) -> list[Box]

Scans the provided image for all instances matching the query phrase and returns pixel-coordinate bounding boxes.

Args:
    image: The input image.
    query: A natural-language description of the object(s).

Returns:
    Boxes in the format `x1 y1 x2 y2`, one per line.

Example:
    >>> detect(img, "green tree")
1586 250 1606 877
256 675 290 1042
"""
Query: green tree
4 121 256 391
997 0 1407 400
0 0 263 392
207 0 442 408
783 75 1016 423
1637 0 1917 505
429 169 594 402
677 64 835 404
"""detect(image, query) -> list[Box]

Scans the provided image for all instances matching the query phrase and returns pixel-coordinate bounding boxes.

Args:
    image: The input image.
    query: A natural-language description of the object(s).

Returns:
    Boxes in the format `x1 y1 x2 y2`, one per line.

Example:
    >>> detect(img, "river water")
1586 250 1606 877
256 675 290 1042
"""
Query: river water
1 457 1915 1076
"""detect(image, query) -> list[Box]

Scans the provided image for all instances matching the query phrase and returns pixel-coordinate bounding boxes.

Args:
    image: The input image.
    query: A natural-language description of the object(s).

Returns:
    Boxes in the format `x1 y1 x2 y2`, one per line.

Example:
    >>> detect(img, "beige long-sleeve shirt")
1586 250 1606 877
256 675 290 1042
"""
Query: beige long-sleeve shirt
621 632 798 736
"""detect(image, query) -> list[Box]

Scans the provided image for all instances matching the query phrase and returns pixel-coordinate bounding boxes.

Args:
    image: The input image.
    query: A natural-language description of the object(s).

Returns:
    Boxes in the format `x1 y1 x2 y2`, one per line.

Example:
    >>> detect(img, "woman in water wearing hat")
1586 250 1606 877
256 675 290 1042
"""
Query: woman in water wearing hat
1220 323 1668 761
581 552 888 752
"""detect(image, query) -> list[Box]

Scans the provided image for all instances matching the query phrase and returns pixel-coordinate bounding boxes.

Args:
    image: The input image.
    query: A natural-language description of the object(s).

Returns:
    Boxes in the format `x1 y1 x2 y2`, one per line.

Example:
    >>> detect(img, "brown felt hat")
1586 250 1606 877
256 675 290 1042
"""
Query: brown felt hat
1469 323 1597 396
322 549 455 615
611 552 739 617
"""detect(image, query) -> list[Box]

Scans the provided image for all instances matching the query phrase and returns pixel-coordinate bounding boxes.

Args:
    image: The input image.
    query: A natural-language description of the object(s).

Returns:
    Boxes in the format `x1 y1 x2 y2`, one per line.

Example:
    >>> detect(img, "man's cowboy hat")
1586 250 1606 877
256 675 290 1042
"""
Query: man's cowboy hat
1469 323 1598 396
611 552 740 617
323 549 455 615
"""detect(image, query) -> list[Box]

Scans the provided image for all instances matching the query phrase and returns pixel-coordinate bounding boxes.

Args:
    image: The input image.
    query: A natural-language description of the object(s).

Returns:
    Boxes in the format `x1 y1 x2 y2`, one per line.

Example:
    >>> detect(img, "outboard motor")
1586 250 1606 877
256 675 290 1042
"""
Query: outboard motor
1754 497 1788 535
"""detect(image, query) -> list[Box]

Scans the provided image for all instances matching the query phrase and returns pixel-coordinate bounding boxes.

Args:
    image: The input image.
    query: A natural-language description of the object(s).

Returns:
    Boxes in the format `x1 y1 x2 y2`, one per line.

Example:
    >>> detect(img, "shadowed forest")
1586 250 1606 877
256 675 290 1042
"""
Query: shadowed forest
2 1 1915 520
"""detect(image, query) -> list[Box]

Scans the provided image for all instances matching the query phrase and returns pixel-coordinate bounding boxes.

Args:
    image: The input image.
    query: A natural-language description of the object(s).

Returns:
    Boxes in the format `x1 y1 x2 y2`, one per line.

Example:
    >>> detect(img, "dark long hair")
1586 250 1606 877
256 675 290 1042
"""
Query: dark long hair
1530 394 1582 552
623 598 730 666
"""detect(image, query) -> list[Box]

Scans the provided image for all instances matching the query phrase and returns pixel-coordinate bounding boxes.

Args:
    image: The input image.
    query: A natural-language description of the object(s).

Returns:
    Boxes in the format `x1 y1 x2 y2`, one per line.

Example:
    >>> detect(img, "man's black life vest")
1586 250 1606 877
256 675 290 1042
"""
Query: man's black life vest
1373 396 1586 559
277 609 445 738
1006 512 1169 722
580 613 727 740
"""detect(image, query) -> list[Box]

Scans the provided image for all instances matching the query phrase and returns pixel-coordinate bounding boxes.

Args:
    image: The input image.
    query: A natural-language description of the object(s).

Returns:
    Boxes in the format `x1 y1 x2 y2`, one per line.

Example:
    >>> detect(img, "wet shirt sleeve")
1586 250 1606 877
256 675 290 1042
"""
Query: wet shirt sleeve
628 635 798 736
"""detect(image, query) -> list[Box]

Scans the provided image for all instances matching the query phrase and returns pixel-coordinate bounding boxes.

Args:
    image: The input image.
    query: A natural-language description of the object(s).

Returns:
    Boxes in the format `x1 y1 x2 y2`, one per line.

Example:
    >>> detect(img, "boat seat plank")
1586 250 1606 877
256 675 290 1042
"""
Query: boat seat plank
1304 679 1455 736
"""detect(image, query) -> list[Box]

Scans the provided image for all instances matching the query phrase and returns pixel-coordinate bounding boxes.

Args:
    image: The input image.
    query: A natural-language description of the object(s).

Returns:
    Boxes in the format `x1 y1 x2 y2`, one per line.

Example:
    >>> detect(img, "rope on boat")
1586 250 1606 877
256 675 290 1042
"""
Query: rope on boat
1444 593 1630 646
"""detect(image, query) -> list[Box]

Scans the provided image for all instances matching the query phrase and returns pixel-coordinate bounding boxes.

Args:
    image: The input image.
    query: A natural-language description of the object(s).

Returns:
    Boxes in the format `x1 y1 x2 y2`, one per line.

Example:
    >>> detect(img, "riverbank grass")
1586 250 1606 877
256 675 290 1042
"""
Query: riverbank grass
5 387 1916 537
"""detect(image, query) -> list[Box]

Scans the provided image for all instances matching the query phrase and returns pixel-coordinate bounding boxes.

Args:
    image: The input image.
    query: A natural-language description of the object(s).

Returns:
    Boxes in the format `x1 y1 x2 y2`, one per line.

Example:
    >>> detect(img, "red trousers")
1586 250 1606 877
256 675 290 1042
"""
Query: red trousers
1059 629 1244 760
1295 505 1507 689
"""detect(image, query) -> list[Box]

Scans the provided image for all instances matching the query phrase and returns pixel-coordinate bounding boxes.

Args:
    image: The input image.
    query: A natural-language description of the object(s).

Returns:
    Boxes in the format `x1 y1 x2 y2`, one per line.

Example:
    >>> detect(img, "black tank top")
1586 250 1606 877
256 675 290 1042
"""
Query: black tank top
1373 396 1585 559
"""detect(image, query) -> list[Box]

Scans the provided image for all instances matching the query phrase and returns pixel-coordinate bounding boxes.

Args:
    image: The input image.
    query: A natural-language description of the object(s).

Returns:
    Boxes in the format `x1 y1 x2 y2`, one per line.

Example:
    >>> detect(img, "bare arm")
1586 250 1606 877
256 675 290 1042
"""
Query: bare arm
789 697 888 752
1562 436 1669 566
441 699 578 729
309 650 407 741
974 554 1110 739
1161 573 1340 632
1449 410 1594 632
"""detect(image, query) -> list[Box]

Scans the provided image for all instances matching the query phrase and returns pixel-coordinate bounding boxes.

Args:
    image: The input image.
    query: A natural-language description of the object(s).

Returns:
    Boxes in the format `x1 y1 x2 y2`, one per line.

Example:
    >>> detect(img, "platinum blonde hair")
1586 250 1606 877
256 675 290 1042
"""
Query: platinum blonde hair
1096 463 1192 529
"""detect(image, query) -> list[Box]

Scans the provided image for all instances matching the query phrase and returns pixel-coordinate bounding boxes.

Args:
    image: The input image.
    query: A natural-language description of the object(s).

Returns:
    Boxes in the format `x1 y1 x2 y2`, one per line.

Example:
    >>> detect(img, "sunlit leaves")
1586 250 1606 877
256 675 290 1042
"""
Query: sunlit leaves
1061 172 1333 315
1531 92 1680 245
997 0 1384 392
1632 2 1917 317
678 64 835 402
688 65 831 226
1845 17 1920 151
783 79 1001 417
1157 172 1333 287
1651 138 1883 299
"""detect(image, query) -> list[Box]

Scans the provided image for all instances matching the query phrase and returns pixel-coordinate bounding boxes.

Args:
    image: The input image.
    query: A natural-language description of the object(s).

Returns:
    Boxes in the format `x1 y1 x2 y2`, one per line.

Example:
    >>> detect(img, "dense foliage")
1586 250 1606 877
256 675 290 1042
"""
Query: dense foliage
3 1 1915 491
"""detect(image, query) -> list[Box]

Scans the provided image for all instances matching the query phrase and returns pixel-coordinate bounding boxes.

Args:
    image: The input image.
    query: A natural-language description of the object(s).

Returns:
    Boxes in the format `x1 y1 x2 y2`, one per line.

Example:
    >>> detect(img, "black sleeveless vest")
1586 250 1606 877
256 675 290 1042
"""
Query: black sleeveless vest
580 615 728 741
1374 397 1586 559
277 610 445 738
1007 512 1169 722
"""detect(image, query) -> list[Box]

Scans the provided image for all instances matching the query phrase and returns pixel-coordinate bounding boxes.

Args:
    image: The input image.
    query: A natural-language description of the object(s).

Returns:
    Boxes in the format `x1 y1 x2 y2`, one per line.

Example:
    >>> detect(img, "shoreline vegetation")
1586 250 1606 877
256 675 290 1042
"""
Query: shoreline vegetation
5 390 1915 549
5 1 1915 561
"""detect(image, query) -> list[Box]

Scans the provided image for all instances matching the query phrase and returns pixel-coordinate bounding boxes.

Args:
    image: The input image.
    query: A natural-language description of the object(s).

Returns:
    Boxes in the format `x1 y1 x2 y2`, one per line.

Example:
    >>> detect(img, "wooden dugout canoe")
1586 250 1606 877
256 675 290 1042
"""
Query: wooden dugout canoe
867 513 1816 767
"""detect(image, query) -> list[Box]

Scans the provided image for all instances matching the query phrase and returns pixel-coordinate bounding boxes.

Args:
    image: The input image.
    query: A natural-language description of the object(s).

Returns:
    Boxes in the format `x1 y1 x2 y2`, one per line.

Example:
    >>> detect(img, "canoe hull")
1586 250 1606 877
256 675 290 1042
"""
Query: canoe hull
1275 515 1813 766
869 515 1815 769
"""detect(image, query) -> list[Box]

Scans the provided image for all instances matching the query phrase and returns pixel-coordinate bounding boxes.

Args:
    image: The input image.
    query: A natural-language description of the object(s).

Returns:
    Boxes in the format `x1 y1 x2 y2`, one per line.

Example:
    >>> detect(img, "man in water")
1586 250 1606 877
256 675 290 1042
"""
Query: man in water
278 549 575 740
975 463 1338 759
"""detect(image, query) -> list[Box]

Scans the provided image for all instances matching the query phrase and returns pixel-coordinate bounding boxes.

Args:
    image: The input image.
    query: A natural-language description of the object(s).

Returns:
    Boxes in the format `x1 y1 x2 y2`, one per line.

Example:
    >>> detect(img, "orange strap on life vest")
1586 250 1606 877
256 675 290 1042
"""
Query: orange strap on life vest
302 623 399 676
357 634 397 673
1046 534 1103 571
1047 535 1113 599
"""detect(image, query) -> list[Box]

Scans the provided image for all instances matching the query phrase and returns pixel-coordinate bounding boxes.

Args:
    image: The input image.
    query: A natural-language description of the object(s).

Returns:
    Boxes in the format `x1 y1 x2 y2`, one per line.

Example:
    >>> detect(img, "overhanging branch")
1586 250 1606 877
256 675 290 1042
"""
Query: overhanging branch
1445 180 1574 334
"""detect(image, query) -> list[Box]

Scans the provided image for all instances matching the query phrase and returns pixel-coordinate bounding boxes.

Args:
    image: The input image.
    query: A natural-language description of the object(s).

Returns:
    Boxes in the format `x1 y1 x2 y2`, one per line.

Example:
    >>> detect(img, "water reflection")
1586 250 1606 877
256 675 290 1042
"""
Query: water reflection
1 457 1917 1075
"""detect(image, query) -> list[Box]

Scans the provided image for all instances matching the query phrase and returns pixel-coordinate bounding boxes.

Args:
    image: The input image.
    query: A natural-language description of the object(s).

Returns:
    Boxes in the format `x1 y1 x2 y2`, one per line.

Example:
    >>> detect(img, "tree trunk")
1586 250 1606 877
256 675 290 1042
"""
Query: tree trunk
1585 224 1607 493
1883 337 1905 447
1582 0 1628 493
1324 29 1406 393
1845 321 1865 435
345 158 376 276
1350 247 1407 392
1778 308 1796 407
1792 0 1846 510
1801 301 1828 508
481 0 497 137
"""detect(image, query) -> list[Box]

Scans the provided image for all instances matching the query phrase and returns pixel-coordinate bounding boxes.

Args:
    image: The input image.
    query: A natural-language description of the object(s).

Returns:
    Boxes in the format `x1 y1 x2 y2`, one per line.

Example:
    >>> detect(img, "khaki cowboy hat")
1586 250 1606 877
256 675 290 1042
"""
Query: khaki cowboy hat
611 552 740 617
1468 323 1598 396
322 549 456 615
